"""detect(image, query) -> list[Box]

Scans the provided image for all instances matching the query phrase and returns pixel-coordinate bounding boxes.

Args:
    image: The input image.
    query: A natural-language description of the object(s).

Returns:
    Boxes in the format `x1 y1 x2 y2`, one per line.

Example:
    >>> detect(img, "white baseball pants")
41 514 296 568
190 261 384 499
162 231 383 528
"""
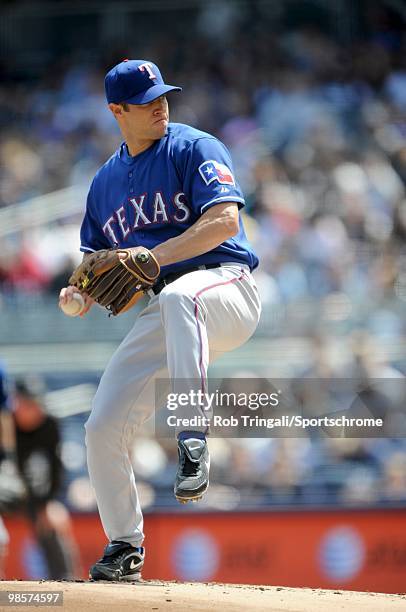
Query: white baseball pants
84 264 261 546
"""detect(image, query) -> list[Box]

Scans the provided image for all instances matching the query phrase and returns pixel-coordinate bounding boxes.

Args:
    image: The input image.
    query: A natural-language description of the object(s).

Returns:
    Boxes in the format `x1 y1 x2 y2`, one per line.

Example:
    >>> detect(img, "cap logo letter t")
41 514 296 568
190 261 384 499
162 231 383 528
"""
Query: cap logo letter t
139 63 157 80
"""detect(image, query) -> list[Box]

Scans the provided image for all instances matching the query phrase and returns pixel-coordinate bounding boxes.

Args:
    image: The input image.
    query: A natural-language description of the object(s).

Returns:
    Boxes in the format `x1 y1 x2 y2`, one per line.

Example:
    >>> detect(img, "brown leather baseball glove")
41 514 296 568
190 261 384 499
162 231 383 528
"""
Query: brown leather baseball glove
69 247 160 316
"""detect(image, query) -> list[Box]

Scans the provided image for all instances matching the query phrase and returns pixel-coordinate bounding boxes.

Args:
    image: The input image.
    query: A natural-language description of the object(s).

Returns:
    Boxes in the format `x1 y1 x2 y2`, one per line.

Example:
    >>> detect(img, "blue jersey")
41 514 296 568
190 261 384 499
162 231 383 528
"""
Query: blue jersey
0 362 11 411
80 123 258 276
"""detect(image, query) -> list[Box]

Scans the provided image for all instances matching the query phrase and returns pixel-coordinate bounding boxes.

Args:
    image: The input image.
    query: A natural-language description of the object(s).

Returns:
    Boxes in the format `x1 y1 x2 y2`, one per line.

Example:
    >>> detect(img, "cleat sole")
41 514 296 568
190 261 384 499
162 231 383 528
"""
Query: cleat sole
175 494 204 504
174 480 209 505
89 570 141 582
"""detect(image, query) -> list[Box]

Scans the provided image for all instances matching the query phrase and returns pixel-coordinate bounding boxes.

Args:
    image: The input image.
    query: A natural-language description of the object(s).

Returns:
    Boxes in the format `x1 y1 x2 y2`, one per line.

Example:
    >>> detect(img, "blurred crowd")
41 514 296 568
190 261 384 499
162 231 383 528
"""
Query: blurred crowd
1 352 406 515
0 8 405 310
1 4 406 510
28 406 406 513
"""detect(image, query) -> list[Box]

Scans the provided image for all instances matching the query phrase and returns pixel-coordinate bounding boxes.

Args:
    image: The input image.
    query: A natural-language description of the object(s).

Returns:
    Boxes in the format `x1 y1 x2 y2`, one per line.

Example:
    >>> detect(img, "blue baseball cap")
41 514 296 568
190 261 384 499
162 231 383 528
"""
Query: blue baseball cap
105 59 182 105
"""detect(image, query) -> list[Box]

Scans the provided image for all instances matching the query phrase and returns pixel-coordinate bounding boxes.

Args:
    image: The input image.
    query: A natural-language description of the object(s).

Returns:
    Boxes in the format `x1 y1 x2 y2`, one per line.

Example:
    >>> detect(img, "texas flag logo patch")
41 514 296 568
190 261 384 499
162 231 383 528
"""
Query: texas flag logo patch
199 160 235 186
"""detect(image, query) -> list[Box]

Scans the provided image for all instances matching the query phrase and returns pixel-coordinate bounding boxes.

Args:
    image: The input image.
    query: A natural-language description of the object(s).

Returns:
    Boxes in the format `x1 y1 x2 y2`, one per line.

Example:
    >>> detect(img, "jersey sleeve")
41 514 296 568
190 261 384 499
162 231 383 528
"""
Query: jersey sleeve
80 180 111 253
184 137 245 215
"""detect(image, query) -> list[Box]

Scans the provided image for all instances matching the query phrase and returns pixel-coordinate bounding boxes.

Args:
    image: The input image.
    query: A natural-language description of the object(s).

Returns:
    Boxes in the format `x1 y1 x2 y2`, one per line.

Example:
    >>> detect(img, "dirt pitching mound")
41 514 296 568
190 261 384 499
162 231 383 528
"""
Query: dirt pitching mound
0 580 405 611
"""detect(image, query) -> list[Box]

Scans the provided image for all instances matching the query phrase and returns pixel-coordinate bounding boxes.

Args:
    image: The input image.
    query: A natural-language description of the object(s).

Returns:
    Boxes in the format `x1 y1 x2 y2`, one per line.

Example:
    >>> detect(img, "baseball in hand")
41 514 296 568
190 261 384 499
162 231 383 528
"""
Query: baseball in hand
60 292 85 317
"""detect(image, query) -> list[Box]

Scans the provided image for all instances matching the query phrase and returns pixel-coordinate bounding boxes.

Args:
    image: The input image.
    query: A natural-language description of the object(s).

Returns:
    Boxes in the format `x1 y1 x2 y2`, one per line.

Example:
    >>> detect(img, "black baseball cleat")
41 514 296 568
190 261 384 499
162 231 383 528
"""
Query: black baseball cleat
89 540 145 581
174 438 210 504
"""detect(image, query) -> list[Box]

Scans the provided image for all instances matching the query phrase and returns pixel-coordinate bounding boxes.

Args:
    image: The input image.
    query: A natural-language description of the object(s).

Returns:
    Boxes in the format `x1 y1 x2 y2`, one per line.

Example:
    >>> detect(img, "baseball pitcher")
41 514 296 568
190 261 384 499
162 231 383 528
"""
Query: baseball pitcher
59 59 261 581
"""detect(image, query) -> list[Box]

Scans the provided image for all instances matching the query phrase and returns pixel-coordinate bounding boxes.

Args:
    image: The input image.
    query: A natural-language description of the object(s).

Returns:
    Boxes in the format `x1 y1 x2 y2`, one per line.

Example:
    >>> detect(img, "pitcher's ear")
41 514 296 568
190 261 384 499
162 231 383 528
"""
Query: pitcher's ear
108 102 123 117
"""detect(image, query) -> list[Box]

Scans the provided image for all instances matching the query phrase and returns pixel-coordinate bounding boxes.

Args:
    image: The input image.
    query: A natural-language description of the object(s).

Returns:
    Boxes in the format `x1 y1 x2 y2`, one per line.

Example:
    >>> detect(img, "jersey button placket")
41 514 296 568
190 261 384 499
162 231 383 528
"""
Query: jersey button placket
128 170 141 242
